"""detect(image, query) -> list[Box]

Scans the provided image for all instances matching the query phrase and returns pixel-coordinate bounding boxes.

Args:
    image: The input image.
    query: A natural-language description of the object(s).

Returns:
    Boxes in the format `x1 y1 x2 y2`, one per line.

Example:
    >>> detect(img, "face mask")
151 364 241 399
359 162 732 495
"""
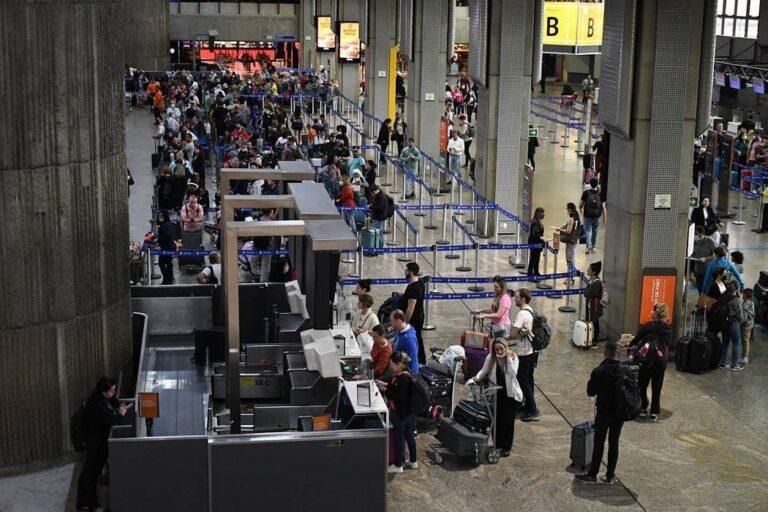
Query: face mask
405 273 410 280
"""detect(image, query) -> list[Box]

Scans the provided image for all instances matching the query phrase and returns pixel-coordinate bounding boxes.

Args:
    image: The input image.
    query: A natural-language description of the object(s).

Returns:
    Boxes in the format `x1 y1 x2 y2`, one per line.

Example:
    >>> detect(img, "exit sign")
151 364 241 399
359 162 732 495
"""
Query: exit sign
529 129 538 137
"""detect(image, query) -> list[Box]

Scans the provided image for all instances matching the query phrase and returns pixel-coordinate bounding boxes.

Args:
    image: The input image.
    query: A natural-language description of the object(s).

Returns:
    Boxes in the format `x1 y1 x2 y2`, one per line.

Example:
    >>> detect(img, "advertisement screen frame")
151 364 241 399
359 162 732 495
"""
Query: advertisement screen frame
337 21 361 63
316 15 335 52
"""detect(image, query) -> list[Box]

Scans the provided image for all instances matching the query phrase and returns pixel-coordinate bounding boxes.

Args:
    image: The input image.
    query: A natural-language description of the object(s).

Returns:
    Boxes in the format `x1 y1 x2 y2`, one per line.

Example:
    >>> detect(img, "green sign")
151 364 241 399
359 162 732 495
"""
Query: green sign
529 129 538 138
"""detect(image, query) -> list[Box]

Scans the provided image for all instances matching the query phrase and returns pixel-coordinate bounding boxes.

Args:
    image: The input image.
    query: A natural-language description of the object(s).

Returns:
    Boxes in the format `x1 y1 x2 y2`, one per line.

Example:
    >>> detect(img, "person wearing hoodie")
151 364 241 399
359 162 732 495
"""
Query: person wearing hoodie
626 303 672 422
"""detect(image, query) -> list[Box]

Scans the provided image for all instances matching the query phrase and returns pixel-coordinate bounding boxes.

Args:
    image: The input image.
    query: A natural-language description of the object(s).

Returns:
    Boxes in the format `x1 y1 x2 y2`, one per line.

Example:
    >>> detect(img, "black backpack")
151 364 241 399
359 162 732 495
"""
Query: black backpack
630 336 662 367
409 373 432 415
614 364 642 422
205 265 219 285
524 308 552 351
385 194 396 219
584 189 601 218
70 399 88 452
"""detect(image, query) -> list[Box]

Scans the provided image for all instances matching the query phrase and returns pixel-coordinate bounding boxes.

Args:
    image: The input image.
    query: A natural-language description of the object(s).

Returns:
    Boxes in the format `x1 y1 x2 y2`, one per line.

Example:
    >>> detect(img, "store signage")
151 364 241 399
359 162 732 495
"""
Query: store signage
316 16 335 51
639 269 676 325
265 34 296 42
338 21 360 62
543 1 604 54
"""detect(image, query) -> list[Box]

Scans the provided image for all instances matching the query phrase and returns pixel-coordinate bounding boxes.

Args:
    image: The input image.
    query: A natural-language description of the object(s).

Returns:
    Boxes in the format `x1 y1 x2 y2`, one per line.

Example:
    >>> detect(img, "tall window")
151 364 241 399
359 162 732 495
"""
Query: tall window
717 0 760 38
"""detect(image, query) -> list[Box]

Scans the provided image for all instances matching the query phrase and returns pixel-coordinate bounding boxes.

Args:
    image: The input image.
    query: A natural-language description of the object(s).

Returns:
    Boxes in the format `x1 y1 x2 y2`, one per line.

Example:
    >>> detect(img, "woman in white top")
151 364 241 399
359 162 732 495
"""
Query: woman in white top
466 338 523 457
353 293 380 336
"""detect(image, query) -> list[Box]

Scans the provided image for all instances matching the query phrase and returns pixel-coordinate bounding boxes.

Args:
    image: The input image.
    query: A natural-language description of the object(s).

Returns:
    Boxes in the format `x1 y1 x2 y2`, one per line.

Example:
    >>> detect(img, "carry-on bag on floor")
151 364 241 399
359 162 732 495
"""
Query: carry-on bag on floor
361 227 380 250
572 320 593 348
453 399 492 434
707 332 722 369
435 418 489 459
676 311 713 374
570 399 594 470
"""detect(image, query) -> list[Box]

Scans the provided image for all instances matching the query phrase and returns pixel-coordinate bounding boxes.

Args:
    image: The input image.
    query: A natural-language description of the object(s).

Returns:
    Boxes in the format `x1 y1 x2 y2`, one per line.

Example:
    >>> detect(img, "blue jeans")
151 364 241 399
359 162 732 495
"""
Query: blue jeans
372 218 385 247
583 216 600 249
721 320 742 367
391 412 417 467
449 153 462 178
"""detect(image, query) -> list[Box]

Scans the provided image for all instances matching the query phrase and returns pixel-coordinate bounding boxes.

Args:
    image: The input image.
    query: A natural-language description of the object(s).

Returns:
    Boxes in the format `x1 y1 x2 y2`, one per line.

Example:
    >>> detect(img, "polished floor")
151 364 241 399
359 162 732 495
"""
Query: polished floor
2 107 767 512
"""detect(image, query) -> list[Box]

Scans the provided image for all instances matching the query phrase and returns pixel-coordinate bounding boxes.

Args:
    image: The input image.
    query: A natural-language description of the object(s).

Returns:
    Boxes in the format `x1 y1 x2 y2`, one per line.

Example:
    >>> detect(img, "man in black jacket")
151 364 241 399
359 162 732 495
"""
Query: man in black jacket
368 185 389 248
157 211 177 285
576 342 624 485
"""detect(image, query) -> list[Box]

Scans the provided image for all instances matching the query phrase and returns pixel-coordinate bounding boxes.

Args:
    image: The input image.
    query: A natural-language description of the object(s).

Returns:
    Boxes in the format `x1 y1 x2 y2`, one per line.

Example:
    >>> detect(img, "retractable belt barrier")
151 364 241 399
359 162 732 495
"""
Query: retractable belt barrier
148 248 287 257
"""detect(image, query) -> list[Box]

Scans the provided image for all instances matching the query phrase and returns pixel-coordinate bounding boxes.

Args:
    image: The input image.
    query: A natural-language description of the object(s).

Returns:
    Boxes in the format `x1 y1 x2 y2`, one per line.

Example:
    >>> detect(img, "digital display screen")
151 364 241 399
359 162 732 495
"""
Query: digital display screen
754 78 765 94
338 21 360 62
730 75 743 89
714 71 726 86
316 16 335 51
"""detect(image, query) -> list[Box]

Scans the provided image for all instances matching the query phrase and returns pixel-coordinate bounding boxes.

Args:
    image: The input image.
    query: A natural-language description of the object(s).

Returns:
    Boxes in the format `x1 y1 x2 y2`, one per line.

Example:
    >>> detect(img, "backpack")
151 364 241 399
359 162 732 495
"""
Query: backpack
205 265 219 285
466 124 476 139
409 373 432 415
583 189 601 218
385 194 396 219
161 178 173 197
70 399 88 452
630 336 663 367
452 90 464 104
615 363 642 422
523 308 552 351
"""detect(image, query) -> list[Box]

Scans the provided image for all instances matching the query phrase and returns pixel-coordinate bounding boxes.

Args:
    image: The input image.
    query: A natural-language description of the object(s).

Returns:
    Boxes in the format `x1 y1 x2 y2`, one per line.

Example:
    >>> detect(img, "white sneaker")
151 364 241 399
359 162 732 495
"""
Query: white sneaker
388 464 403 474
742 357 749 364
403 460 419 469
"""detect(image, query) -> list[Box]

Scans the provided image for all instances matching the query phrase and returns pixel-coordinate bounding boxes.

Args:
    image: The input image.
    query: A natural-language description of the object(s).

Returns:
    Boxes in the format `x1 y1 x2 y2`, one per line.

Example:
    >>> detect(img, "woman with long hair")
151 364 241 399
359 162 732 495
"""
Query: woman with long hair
466 339 523 457
473 276 512 337
556 202 581 284
627 303 671 422
527 207 547 278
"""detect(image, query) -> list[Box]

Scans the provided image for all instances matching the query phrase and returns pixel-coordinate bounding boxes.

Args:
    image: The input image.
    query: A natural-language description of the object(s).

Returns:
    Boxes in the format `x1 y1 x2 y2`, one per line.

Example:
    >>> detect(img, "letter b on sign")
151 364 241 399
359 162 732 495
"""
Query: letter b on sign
587 18 594 38
547 17 558 36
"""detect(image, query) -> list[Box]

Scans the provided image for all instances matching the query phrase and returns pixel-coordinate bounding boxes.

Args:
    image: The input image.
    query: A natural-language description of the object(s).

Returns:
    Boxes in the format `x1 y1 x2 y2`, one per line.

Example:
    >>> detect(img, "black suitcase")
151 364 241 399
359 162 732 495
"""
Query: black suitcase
570 421 594 469
453 399 492 434
151 152 161 169
192 327 226 364
419 366 453 408
687 335 713 373
707 332 722 369
675 335 691 372
179 230 205 269
435 418 487 459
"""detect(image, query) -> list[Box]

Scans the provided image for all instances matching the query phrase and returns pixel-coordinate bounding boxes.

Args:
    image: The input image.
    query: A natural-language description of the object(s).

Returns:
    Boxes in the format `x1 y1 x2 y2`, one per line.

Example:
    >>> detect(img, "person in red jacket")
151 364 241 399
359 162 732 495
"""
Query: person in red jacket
337 175 357 233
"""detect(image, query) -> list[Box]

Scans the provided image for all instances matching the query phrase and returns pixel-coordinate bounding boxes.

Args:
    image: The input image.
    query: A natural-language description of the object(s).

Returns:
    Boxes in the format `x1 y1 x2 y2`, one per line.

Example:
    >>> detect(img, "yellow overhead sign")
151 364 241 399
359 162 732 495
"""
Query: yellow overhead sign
543 1 603 53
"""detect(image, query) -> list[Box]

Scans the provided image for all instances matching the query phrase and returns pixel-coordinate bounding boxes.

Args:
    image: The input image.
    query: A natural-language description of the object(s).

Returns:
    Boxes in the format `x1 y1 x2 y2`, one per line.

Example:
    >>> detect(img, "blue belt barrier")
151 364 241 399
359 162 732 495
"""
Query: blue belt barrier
480 243 543 250
149 248 287 257
435 244 474 252
431 271 576 284
362 246 433 254
426 288 582 300
341 278 408 286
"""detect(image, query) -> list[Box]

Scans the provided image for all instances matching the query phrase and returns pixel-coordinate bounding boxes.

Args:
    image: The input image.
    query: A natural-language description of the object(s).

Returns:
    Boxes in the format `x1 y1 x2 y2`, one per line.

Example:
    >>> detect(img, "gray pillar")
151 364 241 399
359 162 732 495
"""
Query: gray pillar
406 0 450 164
0 0 132 468
337 0 362 101
299 0 316 68
122 0 170 70
364 0 397 119
474 0 534 231
603 0 706 337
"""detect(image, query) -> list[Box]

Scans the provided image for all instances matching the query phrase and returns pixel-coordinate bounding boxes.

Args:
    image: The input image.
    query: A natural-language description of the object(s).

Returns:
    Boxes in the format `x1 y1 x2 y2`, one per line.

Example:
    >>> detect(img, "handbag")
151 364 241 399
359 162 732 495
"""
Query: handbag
696 294 717 311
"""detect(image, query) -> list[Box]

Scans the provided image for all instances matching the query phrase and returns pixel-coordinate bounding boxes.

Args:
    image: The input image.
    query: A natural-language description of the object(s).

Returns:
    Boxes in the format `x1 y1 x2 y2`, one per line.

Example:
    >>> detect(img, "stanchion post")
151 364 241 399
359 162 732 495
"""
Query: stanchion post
397 224 411 262
456 228 472 272
359 245 365 278
733 188 746 225
415 178 426 216
424 192 437 229
400 168 408 203
512 224 525 269
431 160 443 197
558 264 576 313
549 248 561 298
536 244 553 289
467 192 476 225
431 246 439 293
436 204 449 244
446 215 460 260
423 292 436 331
348 243 360 277
478 207 491 239
143 248 152 286
494 207 500 244
388 211 399 246
467 243 484 291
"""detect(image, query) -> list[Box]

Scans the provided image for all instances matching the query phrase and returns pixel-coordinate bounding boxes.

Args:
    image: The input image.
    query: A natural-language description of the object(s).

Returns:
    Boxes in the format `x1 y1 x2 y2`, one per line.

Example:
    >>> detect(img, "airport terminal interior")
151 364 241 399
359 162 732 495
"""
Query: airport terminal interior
3 0 768 511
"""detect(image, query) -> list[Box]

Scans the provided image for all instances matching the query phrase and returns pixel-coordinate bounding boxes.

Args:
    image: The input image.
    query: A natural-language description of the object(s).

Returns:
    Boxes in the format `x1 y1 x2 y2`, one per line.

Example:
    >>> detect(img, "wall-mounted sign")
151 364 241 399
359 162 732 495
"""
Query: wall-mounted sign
316 16 335 51
653 194 672 210
543 1 604 55
639 269 676 325
338 21 360 62
138 392 159 419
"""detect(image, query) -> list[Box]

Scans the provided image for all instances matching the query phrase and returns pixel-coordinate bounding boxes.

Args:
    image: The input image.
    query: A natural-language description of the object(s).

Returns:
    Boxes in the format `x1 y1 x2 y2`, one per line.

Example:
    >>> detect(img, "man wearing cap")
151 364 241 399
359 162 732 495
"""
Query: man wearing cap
348 148 365 174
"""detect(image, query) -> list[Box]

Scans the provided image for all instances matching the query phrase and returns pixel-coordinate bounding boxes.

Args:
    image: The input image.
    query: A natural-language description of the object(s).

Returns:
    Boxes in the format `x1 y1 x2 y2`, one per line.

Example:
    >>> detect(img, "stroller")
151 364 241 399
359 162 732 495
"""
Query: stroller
431 382 503 465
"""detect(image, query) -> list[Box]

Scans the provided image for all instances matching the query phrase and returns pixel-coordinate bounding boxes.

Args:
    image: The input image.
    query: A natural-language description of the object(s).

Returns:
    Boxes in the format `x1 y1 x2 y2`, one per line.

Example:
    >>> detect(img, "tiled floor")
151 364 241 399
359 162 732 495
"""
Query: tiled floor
2 108 767 512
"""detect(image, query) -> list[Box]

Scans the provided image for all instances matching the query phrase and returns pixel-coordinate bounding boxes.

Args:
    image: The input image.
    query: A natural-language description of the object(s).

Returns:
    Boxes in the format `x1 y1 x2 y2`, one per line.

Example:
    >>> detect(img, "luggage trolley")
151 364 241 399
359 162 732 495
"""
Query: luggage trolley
431 383 503 465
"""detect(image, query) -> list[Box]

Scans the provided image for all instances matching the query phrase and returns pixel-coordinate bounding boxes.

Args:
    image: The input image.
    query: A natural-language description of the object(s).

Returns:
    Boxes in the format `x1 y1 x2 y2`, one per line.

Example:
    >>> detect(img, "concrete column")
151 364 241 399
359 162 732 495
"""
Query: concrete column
406 0 451 163
299 0 316 68
758 0 768 50
603 0 706 337
364 0 397 120
474 0 534 231
0 0 132 468
122 0 170 70
337 0 362 101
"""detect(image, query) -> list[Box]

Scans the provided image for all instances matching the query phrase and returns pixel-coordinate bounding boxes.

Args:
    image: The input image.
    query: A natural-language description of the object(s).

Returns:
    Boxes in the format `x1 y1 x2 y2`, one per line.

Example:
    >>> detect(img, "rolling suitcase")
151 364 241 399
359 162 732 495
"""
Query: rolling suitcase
572 320 593 348
453 399 492 434
570 399 594 470
361 227 380 250
435 418 488 459
707 332 722 369
463 346 488 380
419 366 453 412
179 230 205 269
